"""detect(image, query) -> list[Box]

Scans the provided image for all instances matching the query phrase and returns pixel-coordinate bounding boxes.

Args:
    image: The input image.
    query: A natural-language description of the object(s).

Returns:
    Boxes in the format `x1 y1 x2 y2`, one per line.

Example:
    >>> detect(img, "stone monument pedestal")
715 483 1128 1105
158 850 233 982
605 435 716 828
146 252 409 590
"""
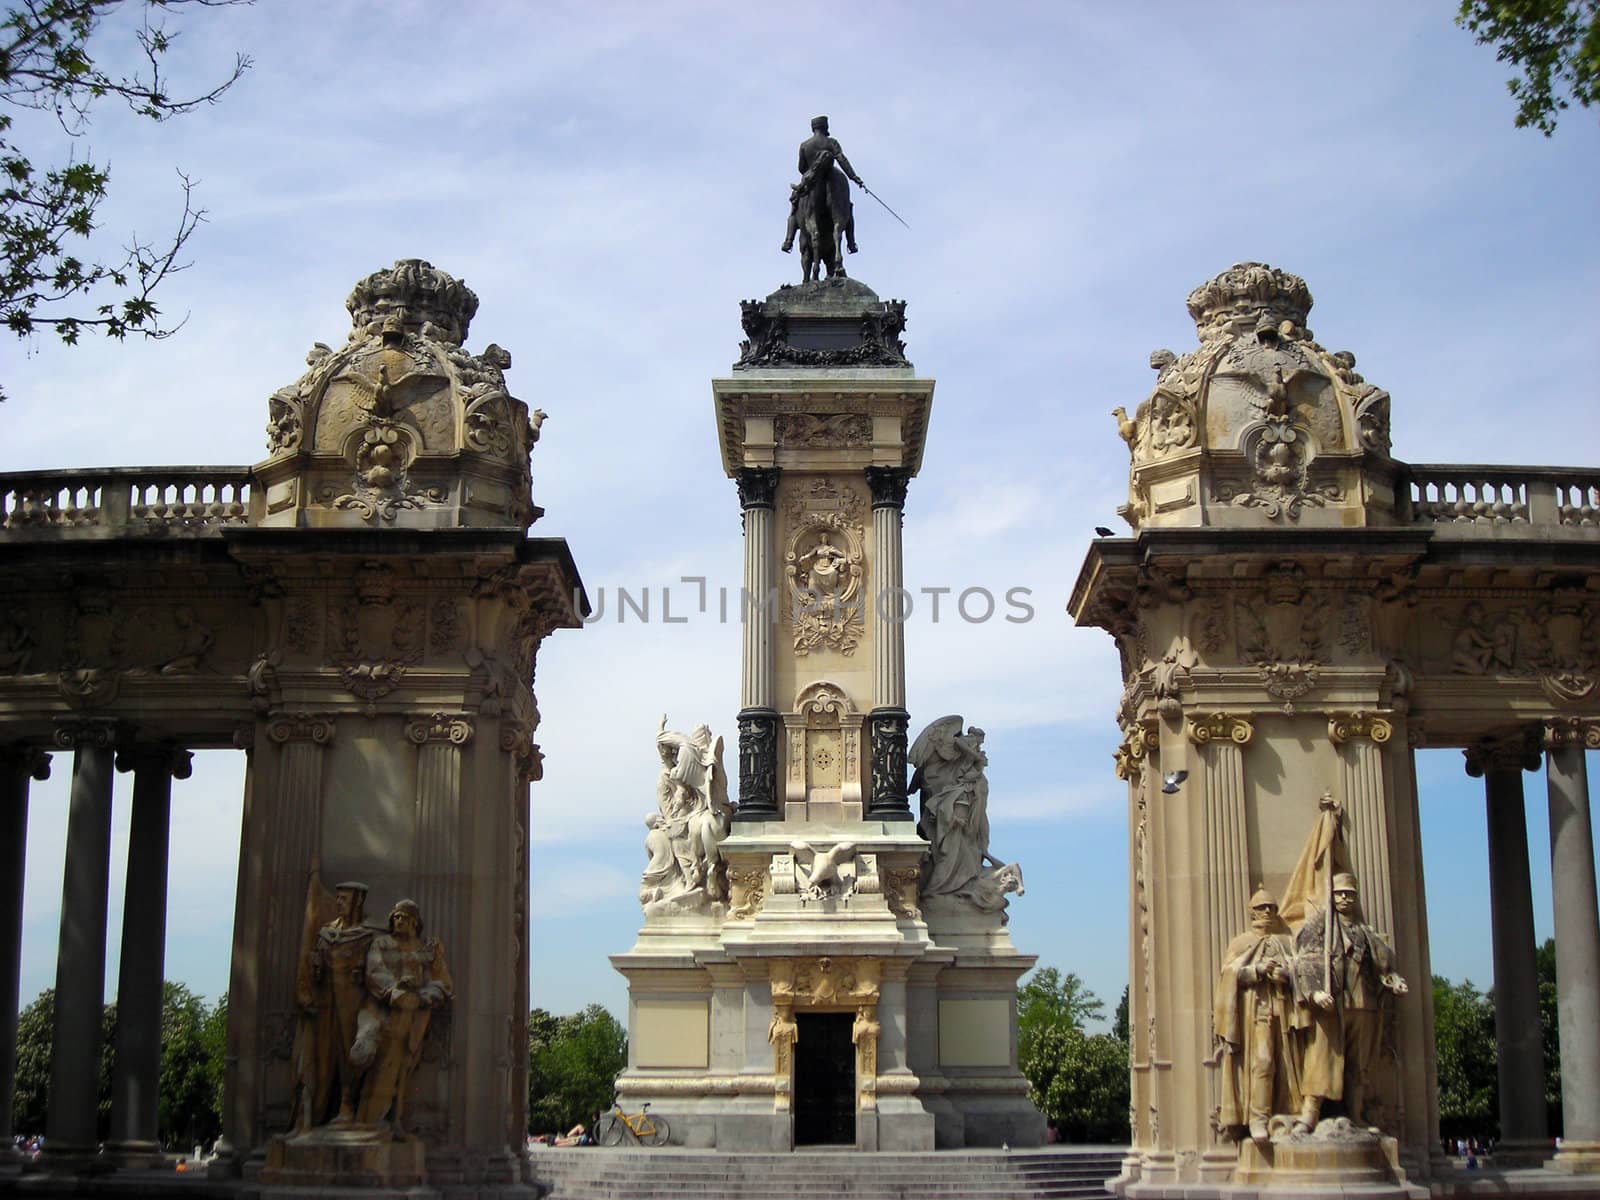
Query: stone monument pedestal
1221 1120 1420 1198
259 1127 427 1189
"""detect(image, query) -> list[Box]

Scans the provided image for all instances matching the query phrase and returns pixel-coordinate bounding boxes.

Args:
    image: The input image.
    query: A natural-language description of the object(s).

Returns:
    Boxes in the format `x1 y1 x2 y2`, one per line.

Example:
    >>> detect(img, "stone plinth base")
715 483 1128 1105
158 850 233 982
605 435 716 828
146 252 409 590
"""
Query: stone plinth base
1547 1139 1600 1173
1233 1129 1400 1187
259 1127 426 1188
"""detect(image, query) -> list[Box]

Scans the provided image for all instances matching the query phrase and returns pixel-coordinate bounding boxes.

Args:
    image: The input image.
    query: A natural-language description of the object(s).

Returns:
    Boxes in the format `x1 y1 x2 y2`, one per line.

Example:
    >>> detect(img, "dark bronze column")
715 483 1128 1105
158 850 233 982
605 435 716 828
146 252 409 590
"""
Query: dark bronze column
865 466 912 821
734 467 781 821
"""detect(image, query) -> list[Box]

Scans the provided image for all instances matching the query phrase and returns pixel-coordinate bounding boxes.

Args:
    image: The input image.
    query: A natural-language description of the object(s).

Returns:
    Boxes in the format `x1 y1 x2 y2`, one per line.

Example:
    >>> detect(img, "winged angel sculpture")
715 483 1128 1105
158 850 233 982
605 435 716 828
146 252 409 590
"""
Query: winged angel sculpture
639 716 736 912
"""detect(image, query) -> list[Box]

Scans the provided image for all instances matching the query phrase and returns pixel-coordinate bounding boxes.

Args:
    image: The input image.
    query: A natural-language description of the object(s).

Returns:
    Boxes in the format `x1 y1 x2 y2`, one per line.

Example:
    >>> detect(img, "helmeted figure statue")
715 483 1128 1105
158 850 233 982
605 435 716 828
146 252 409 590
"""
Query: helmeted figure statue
293 881 376 1130
910 716 991 897
1290 871 1407 1133
1213 886 1300 1143
782 115 865 282
350 899 453 1130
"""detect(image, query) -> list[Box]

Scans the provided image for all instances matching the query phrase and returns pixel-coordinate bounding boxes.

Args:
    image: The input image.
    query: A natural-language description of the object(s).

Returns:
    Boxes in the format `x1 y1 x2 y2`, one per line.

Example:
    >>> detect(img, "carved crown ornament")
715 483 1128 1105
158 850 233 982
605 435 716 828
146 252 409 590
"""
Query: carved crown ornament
257 260 543 531
1114 263 1395 533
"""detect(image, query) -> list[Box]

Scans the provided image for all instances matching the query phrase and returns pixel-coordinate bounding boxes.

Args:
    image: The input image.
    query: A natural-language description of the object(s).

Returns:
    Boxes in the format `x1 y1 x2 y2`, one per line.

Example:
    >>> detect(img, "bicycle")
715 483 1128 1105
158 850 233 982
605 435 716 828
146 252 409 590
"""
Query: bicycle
599 1101 669 1146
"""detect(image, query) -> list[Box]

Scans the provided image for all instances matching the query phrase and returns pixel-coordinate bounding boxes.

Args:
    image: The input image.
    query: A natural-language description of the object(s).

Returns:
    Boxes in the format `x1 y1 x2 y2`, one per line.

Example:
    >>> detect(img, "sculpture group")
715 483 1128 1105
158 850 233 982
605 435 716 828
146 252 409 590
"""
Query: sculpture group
639 716 735 911
292 882 453 1136
1212 794 1407 1145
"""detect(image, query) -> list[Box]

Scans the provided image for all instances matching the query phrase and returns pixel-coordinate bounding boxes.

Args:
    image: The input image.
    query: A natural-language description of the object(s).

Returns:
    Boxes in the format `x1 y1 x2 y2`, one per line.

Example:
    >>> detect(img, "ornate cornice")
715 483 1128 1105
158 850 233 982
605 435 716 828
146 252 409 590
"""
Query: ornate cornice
1543 717 1600 751
266 712 337 745
406 713 475 746
1186 712 1254 746
1327 711 1393 746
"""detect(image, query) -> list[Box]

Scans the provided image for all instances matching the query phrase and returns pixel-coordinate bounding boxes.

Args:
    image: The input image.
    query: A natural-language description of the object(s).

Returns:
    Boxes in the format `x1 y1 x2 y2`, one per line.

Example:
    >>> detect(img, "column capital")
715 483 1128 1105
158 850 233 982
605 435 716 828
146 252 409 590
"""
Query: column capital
114 741 193 780
407 713 475 746
266 711 337 745
500 719 543 782
51 719 118 751
1114 719 1160 781
864 466 911 510
1544 717 1600 751
1327 710 1394 746
0 744 51 780
1186 712 1254 746
734 467 780 510
1464 730 1543 778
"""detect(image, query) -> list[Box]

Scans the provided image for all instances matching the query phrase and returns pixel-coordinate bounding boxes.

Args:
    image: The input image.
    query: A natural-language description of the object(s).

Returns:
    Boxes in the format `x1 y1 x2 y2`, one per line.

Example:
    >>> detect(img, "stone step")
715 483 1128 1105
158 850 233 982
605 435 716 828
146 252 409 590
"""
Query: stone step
529 1147 1121 1200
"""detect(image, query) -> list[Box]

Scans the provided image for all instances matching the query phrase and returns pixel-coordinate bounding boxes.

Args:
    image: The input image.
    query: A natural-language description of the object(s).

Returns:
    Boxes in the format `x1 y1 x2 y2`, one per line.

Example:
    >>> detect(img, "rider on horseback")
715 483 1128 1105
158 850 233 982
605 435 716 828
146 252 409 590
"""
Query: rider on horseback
781 115 865 265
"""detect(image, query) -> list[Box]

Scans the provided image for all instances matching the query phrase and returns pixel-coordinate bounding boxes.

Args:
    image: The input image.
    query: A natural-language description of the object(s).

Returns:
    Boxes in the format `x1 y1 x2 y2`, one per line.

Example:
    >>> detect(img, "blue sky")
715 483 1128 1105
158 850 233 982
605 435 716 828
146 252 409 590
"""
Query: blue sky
5 1 1599 1030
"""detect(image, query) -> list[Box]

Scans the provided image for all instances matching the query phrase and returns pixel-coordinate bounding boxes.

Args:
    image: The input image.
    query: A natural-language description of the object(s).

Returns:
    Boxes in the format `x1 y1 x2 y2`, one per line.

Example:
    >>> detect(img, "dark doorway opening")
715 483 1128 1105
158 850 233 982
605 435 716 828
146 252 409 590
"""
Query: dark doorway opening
794 1011 855 1146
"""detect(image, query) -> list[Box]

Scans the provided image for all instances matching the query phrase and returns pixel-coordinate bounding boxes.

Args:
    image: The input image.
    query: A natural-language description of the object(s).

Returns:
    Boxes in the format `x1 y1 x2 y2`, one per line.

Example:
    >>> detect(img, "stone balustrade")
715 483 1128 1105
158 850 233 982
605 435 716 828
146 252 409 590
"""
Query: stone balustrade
1400 464 1600 532
0 468 258 536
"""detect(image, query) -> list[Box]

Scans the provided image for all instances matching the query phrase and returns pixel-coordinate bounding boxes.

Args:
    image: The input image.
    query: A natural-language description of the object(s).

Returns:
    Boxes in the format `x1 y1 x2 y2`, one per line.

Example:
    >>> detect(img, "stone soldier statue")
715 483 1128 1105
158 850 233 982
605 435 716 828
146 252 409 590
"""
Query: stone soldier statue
783 115 865 280
1290 871 1408 1132
350 899 453 1129
1213 886 1299 1143
294 881 376 1129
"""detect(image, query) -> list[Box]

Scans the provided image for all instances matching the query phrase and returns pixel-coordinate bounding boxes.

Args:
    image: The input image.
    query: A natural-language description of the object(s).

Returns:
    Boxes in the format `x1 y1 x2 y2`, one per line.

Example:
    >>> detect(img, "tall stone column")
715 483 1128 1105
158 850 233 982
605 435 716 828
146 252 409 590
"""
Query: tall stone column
262 712 335 1019
1464 732 1548 1162
1543 718 1600 1173
44 719 119 1161
106 742 193 1164
864 466 912 821
1328 712 1395 939
734 467 781 821
407 713 474 958
1186 713 1253 987
0 745 50 1161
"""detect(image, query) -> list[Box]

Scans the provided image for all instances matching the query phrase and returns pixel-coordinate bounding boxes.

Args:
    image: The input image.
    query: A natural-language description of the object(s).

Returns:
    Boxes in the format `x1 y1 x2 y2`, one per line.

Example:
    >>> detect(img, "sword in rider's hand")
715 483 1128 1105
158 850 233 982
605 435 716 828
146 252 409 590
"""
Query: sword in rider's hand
854 179 910 230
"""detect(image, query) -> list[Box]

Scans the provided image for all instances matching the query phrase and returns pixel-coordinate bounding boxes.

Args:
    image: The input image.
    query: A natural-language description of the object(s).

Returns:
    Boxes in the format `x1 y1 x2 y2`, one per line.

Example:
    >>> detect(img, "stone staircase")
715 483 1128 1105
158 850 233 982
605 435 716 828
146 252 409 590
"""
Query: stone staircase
528 1146 1124 1199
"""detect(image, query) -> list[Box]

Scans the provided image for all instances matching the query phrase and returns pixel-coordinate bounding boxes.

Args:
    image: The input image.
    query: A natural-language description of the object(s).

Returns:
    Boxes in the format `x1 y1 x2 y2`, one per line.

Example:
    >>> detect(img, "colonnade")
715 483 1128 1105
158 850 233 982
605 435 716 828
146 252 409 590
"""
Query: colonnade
0 726 194 1167
1466 721 1600 1172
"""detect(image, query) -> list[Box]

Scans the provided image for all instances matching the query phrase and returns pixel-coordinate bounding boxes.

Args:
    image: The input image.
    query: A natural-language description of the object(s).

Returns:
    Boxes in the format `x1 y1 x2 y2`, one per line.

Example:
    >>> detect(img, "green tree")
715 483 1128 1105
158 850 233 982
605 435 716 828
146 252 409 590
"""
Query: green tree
1 0 250 394
1016 968 1129 1143
10 988 116 1137
1457 0 1600 134
1113 986 1129 1044
1432 975 1498 1142
527 1004 627 1136
158 981 220 1149
200 991 228 1132
1537 937 1562 1134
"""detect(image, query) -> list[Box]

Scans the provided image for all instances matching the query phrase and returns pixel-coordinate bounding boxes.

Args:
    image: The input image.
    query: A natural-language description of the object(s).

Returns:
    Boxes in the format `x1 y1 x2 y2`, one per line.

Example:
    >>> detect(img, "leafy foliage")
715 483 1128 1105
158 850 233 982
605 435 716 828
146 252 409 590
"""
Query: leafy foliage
527 1004 627 1135
0 0 249 393
1431 975 1498 1141
10 988 116 1138
157 981 221 1148
1457 0 1600 133
1016 967 1130 1143
1537 937 1562 1133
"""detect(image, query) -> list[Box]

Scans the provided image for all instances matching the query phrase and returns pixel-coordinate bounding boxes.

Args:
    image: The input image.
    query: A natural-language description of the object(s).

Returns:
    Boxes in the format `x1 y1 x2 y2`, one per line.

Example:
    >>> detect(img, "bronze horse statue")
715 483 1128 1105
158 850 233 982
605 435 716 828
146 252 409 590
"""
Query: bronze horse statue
793 157 856 283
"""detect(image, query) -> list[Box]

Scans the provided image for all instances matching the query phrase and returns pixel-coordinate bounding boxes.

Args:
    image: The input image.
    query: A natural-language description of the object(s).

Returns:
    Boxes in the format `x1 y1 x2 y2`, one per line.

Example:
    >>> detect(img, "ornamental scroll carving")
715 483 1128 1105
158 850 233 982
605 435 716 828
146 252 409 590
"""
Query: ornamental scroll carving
406 714 474 746
1543 718 1600 751
783 488 866 657
267 713 336 744
774 413 871 449
1114 720 1159 783
1326 712 1392 746
884 866 922 920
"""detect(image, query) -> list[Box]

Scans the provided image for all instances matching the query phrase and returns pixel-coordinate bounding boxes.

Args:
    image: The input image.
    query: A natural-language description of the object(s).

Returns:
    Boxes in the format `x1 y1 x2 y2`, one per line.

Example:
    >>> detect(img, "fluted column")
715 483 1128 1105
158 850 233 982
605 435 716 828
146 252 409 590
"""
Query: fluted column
1186 714 1253 992
263 713 335 1017
864 466 912 821
107 742 193 1164
407 713 473 955
1328 711 1395 938
734 467 781 821
1543 718 1600 1173
1464 731 1548 1162
44 719 119 1161
0 745 50 1161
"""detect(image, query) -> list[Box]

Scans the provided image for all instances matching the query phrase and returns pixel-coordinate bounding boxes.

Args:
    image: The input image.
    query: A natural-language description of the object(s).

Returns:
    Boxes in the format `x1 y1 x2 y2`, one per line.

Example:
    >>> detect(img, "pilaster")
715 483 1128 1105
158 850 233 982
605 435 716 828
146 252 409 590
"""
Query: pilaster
407 712 474 956
1328 711 1396 939
735 467 781 821
865 466 912 821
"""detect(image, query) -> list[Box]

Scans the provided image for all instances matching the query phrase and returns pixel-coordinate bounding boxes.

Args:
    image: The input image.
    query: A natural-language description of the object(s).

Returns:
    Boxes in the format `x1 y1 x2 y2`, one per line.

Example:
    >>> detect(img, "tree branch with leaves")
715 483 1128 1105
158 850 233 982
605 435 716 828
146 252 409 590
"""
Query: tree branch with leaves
1457 0 1600 134
1 0 250 396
